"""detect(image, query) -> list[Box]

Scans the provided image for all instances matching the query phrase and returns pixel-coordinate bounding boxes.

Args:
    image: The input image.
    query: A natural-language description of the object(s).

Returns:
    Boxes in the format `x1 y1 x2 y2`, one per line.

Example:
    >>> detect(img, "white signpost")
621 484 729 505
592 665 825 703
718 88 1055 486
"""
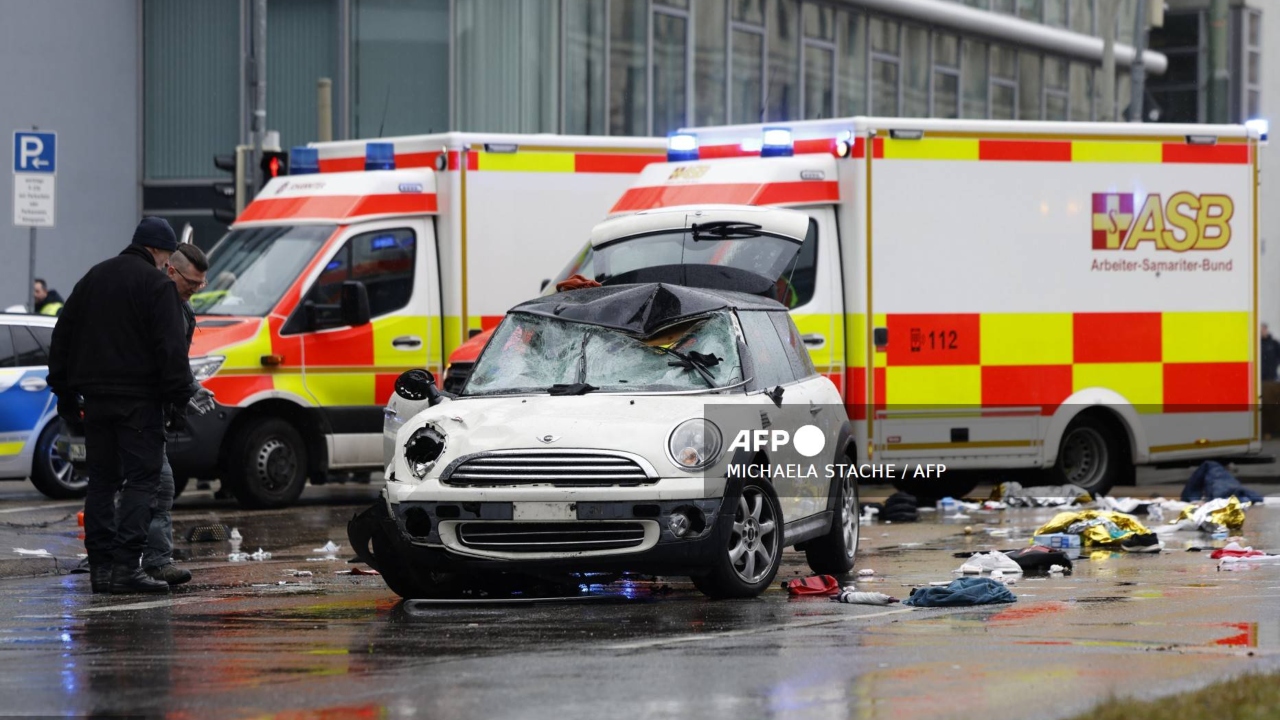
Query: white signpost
13 130 56 313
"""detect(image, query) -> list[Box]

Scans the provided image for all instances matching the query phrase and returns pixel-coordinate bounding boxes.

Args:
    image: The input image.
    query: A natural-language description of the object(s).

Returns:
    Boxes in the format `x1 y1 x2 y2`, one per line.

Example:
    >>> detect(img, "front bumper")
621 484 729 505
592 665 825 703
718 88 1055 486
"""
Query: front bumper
349 487 742 576
165 401 240 478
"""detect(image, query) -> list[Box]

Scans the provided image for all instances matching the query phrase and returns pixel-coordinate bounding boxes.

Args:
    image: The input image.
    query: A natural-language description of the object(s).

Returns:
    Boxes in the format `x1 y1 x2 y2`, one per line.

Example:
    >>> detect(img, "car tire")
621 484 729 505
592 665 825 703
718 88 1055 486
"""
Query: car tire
804 471 858 575
227 417 308 509
692 478 784 600
371 527 438 600
30 421 88 500
1049 415 1123 497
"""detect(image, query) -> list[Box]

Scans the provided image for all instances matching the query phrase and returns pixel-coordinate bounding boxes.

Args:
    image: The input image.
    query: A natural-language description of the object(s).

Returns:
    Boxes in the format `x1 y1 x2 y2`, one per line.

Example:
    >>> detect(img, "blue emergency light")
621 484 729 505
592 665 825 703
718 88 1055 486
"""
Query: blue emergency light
290 146 319 175
667 132 699 162
761 127 794 157
1246 118 1269 142
366 142 396 171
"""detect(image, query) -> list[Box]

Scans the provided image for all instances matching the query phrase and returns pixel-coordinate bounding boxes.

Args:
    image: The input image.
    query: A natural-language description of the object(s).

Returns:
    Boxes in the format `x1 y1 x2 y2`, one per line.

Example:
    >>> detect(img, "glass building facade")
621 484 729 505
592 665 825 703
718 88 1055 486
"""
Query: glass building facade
140 0 1262 232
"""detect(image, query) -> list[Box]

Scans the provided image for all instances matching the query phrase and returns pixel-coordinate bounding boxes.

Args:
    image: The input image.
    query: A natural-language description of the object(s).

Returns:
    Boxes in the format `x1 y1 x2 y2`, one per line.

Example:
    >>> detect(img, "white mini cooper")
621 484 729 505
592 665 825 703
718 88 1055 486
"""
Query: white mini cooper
349 207 857 599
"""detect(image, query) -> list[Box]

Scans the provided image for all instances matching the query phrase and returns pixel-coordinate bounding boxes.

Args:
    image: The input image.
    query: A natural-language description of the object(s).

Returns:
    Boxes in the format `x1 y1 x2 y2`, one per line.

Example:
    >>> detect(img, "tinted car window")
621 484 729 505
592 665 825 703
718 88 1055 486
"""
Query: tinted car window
11 326 47 367
0 327 16 368
303 228 416 318
28 325 53 353
737 311 794 389
769 312 817 380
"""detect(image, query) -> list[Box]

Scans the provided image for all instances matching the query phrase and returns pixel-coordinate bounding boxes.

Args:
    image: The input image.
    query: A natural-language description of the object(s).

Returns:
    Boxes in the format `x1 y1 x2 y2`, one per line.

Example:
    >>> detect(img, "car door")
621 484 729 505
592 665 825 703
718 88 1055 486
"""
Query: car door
0 323 52 477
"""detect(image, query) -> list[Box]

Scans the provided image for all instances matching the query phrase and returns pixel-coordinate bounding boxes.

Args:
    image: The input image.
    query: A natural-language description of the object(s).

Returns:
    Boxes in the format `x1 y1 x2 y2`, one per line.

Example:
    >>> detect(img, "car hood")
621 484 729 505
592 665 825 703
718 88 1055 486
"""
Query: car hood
394 393 730 479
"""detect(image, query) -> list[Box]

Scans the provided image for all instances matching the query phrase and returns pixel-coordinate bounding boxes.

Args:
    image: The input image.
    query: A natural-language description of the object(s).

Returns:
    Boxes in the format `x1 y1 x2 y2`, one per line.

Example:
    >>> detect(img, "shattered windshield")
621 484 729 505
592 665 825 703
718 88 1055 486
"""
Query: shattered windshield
191 224 335 316
463 311 745 396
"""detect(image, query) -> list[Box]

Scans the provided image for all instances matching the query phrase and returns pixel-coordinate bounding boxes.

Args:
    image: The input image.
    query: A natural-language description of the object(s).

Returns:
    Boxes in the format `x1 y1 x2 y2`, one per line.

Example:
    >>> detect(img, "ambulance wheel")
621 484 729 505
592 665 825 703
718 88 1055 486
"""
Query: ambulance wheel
804 470 858 575
228 417 308 509
30 421 87 500
1051 415 1122 496
692 478 783 599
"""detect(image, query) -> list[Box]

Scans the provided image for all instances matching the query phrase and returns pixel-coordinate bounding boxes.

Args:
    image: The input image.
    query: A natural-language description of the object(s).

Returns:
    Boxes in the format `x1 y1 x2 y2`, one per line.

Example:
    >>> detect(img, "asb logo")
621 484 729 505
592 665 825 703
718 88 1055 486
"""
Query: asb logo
727 425 826 458
668 165 709 181
1091 192 1233 251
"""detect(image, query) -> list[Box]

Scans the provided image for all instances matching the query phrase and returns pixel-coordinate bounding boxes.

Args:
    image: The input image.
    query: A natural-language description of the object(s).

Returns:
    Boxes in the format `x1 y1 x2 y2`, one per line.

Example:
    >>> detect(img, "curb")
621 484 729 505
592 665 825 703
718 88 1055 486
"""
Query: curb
0 555 83 580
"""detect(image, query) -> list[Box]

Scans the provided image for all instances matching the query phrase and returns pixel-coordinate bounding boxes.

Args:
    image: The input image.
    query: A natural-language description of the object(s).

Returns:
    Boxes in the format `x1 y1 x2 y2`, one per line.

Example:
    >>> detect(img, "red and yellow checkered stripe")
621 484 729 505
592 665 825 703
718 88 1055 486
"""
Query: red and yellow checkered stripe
843 311 1252 419
318 147 666 174
870 136 1252 164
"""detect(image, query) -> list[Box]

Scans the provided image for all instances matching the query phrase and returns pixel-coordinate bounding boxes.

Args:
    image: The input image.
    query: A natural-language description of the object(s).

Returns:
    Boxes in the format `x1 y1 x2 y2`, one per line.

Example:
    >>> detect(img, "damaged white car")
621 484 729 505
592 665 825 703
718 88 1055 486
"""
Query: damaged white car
349 207 857 599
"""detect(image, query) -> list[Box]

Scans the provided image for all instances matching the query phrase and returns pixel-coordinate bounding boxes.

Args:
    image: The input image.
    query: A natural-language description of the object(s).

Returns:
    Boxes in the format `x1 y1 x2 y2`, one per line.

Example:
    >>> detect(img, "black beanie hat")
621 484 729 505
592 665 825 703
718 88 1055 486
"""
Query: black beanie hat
131 216 177 252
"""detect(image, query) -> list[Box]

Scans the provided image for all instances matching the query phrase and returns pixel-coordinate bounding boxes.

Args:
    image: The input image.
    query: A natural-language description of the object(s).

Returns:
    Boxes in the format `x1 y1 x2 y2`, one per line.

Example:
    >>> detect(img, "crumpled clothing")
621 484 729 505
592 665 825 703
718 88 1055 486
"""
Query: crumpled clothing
904 577 1017 607
555 274 602 292
1173 497 1247 534
781 575 841 596
881 492 919 522
1209 542 1277 560
955 551 1023 575
833 590 898 605
1004 545 1074 575
1099 496 1157 515
1181 461 1265 504
993 481 1091 508
1033 510 1151 546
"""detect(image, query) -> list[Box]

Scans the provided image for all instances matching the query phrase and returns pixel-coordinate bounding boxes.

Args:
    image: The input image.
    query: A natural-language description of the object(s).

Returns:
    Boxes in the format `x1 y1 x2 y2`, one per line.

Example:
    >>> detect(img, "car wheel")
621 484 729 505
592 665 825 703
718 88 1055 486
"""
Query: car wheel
30 421 88 499
227 417 307 509
1050 415 1122 496
804 471 858 575
692 478 783 599
371 527 439 600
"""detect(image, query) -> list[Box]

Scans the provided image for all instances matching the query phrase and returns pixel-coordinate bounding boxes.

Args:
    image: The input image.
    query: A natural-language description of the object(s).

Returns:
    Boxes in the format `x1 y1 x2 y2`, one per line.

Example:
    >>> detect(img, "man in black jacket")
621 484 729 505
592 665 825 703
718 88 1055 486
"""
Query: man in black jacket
48 217 196 594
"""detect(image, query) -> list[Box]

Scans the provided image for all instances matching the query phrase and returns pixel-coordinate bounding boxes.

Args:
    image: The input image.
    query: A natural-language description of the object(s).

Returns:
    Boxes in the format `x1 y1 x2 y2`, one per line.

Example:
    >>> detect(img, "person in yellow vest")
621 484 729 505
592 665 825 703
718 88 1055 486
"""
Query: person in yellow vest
33 278 64 316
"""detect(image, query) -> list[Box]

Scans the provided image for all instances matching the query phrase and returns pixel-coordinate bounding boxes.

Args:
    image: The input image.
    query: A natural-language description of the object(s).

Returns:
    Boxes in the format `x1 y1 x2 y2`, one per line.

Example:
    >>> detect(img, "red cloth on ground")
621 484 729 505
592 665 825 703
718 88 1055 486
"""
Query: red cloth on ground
782 575 841 596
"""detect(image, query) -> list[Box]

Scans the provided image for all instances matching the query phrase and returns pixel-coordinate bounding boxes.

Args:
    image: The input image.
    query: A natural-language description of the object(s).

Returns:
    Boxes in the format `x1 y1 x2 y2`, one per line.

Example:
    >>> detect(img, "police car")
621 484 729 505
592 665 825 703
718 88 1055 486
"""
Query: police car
0 314 85 499
351 207 858 599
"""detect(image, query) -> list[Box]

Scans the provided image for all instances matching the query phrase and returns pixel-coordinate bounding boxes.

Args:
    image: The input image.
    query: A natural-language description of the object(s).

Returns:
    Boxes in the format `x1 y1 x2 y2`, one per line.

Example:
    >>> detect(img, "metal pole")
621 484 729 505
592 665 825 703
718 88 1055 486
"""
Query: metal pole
1099 0 1119 122
1129 0 1148 121
28 228 36 314
317 78 333 142
1207 0 1230 124
251 0 267 193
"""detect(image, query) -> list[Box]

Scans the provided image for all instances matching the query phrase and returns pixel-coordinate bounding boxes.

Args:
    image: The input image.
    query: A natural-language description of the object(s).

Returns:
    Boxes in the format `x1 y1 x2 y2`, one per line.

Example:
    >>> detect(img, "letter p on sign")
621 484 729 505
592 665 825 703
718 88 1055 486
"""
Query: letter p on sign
13 132 56 174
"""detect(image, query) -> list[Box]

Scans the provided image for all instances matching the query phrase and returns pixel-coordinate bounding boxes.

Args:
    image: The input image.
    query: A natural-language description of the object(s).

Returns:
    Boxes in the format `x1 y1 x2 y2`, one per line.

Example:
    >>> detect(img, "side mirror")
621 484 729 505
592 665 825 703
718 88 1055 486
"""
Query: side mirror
340 281 371 327
395 368 453 406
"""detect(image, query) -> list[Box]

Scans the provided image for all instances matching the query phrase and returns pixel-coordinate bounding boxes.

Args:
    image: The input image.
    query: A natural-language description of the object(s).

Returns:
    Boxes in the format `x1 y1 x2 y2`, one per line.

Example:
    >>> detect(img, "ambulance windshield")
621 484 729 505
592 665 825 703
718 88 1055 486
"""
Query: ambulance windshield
191 224 336 316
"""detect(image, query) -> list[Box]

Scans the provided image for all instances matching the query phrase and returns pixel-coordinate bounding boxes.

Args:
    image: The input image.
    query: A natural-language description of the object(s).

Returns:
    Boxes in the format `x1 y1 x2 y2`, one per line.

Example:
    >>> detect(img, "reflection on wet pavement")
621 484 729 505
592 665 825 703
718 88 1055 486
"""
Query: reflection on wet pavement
0 486 1276 719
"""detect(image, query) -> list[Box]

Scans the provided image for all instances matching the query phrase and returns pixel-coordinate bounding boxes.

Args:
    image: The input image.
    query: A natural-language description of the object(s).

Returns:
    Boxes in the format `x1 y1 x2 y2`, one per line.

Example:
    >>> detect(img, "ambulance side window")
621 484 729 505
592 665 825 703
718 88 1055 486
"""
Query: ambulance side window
303 228 417 319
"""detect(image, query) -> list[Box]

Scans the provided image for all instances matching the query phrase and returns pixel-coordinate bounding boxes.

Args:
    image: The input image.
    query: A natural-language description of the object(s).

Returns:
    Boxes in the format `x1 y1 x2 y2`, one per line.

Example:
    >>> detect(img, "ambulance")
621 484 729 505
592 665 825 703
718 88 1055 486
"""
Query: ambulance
170 133 665 507
538 117 1264 497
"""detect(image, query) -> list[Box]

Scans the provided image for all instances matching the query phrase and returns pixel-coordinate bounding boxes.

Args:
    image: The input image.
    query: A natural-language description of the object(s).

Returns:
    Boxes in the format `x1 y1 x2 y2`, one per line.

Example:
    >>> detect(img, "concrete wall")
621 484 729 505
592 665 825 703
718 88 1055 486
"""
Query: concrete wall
0 0 141 310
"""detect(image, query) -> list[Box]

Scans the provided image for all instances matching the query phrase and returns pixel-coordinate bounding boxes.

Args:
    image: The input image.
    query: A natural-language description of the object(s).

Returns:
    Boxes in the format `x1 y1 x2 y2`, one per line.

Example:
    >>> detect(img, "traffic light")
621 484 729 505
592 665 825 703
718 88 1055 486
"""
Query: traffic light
212 147 247 225
259 150 288 191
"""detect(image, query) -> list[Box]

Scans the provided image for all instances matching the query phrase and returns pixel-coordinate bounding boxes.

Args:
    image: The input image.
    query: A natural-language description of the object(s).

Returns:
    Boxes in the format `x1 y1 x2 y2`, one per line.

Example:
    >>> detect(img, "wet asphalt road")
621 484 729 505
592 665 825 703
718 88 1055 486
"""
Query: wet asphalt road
0 479 1278 720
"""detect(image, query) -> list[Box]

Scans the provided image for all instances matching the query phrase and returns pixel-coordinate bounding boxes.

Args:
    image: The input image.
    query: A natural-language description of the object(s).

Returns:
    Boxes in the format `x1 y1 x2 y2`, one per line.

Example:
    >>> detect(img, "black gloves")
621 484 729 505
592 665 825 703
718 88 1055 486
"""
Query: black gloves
164 403 188 433
56 393 82 426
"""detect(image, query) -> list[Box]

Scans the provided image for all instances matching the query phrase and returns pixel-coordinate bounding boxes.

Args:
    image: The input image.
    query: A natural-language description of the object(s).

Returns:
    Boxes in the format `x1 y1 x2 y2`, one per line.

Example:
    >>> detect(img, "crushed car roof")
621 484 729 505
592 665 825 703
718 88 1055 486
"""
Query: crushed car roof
510 282 786 336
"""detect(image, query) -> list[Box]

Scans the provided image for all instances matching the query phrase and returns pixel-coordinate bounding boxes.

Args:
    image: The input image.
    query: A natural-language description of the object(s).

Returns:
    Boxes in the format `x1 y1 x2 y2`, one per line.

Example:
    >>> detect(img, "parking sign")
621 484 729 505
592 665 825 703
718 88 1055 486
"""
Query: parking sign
13 130 56 227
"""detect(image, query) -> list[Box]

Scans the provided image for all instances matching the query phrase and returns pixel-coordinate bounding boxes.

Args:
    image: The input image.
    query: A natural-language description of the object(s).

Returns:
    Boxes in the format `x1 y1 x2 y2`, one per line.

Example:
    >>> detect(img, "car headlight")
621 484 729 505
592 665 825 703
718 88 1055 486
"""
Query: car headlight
404 424 447 479
668 419 722 471
190 355 225 381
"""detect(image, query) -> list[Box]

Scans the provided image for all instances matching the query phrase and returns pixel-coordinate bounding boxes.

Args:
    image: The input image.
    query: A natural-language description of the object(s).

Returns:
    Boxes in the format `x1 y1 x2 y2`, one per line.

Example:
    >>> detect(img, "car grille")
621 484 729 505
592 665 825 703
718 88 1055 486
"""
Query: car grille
442 363 473 394
442 451 654 487
457 521 648 552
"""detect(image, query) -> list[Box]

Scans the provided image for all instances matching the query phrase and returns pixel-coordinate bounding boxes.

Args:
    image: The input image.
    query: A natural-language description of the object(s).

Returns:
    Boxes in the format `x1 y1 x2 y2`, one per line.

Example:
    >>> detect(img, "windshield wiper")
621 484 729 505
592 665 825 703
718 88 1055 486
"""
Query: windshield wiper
654 346 721 387
549 383 598 396
691 221 763 241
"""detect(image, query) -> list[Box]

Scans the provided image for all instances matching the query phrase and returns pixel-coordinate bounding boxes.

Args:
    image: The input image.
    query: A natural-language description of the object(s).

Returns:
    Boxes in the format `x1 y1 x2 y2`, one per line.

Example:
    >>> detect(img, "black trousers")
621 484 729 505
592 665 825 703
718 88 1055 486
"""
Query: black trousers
82 396 166 567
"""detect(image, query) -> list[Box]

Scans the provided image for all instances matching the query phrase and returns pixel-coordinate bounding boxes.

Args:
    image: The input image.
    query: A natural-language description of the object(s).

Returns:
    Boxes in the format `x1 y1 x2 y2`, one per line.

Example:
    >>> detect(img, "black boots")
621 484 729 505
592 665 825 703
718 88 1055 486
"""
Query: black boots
145 564 192 585
110 564 169 594
89 564 112 594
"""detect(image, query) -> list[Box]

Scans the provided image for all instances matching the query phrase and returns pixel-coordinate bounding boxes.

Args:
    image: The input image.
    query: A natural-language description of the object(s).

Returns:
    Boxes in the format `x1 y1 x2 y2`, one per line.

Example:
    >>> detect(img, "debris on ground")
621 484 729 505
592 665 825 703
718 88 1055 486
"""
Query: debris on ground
1033 510 1151 547
993 481 1091 508
857 568 876 577
12 548 52 557
834 590 898 605
1030 532 1082 558
782 575 841 596
880 492 919 522
1165 497 1248 535
1181 461 1265 504
1119 533 1164 553
285 569 314 577
1210 542 1280 561
1005 546 1075 574
229 548 273 562
903 577 1017 607
955 551 1023 575
335 567 381 576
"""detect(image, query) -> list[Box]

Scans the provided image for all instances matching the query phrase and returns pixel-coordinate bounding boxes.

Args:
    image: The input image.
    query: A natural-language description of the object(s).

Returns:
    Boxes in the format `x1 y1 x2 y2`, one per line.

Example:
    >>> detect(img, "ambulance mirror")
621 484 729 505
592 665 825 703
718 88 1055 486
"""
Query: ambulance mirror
340 281 371 327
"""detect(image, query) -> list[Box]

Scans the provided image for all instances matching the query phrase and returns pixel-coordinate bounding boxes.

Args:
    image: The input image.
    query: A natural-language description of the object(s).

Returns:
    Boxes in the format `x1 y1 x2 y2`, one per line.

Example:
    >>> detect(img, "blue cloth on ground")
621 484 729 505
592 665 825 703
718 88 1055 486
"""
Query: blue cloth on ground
903 577 1017 607
1180 461 1265 504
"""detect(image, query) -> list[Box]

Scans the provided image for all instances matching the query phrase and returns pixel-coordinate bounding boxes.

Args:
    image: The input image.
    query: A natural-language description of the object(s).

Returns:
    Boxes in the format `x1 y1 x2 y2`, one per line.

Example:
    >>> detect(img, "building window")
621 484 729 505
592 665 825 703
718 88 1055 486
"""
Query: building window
1070 0 1094 35
1017 0 1042 22
766 0 799 121
730 20 765 123
651 5 690 135
1069 62 1093 121
610 0 647 135
933 33 960 119
837 9 867 116
455 0 559 133
268 0 338 153
693 0 728 126
802 3 836 119
1147 10 1202 123
1044 56 1068 120
1019 51 1042 120
990 44 1017 120
993 0 1015 15
870 18 900 116
733 0 765 25
1244 10 1262 119
1044 0 1067 27
962 39 988 118
565 0 607 134
352 0 449 138
903 25 929 118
